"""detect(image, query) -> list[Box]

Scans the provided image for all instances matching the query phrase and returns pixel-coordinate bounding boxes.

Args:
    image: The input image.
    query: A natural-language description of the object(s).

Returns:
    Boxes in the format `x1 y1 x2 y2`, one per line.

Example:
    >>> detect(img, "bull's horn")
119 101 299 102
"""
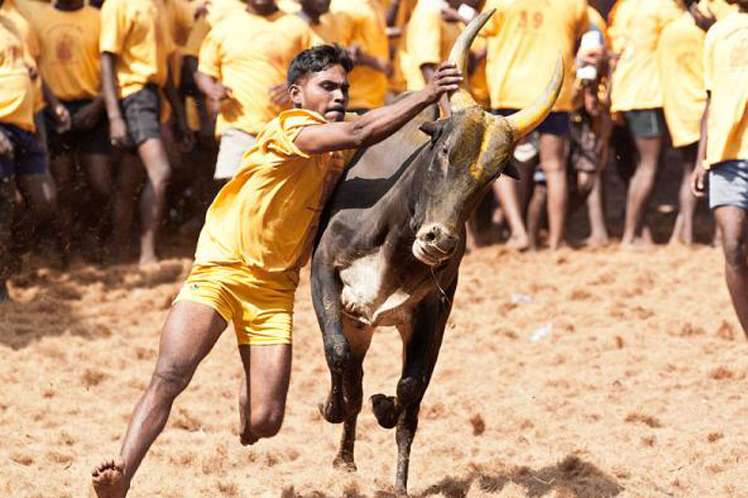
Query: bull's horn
447 8 495 111
504 56 565 142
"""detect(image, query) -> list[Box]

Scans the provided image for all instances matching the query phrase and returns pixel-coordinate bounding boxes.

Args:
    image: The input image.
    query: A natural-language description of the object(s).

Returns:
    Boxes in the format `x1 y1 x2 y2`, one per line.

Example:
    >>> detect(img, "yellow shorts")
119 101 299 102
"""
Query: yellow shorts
174 263 296 346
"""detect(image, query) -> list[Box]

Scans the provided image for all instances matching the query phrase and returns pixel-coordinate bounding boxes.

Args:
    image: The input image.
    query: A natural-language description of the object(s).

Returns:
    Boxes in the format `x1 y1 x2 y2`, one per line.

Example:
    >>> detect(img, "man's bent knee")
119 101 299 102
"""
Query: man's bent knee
150 364 192 395
249 405 285 439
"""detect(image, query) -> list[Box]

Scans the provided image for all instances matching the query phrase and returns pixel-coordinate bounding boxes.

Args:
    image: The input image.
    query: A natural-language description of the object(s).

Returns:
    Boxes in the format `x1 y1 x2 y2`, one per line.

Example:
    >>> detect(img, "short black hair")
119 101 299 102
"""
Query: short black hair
286 44 353 86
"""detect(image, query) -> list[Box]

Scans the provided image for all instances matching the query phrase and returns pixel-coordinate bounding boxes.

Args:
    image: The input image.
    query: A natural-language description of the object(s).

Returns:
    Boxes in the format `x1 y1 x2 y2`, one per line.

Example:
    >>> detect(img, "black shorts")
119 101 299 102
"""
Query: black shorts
45 99 111 157
0 123 49 178
120 84 162 147
493 109 571 137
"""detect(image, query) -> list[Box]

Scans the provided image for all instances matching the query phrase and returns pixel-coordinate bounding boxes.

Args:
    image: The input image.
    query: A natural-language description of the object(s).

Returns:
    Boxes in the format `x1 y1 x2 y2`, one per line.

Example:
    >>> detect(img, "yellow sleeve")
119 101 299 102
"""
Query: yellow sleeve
267 110 327 159
184 15 210 57
407 4 441 69
197 27 221 79
99 0 127 55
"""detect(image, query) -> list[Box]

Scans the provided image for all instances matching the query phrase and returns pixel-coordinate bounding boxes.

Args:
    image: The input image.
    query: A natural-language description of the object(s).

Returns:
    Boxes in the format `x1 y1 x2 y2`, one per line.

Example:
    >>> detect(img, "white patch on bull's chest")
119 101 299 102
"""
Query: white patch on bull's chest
339 249 413 327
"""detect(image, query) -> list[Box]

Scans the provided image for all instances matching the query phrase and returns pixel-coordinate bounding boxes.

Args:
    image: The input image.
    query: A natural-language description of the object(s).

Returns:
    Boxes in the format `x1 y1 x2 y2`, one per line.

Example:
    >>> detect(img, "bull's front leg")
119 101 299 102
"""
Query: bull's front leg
391 281 456 495
311 253 352 424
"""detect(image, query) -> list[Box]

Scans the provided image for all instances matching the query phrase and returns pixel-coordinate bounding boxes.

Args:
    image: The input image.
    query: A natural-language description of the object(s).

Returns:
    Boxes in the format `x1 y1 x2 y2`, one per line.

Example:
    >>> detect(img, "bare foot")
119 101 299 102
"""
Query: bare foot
92 459 128 498
138 253 159 267
584 235 610 248
620 237 655 251
506 233 530 251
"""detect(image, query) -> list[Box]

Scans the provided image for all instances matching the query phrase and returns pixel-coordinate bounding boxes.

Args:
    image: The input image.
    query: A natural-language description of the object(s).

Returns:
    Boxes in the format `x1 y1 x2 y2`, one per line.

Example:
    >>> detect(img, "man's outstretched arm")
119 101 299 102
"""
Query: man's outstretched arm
294 62 461 155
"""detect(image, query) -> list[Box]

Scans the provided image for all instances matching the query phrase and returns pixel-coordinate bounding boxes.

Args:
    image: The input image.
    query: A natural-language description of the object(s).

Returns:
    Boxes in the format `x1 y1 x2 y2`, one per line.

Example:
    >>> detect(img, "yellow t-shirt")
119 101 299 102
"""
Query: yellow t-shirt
609 0 682 112
194 109 355 287
332 0 389 109
99 0 175 98
308 11 355 46
198 10 312 137
703 12 748 168
481 0 590 112
702 0 737 20
30 4 101 102
2 0 43 113
0 11 35 131
657 12 706 147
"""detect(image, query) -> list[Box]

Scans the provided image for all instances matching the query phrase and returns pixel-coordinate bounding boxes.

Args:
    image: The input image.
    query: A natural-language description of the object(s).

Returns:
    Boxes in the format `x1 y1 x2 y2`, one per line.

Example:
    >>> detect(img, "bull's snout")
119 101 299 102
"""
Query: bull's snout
412 224 458 266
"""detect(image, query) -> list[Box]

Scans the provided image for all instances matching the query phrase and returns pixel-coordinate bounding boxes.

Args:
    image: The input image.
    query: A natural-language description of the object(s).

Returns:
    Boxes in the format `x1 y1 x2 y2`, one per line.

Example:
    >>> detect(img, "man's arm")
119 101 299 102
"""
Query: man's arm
41 80 71 133
163 54 192 148
294 62 461 154
194 70 231 122
691 94 710 197
101 51 129 147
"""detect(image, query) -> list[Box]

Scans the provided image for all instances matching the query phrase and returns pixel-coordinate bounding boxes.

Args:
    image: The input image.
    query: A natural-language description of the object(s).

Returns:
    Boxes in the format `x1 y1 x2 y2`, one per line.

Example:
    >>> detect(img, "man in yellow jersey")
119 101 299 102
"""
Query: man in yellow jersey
31 0 111 259
91 44 461 498
608 0 682 247
100 0 191 265
692 0 748 336
196 0 312 182
658 0 735 245
0 0 44 301
298 0 354 47
332 0 392 111
481 0 589 251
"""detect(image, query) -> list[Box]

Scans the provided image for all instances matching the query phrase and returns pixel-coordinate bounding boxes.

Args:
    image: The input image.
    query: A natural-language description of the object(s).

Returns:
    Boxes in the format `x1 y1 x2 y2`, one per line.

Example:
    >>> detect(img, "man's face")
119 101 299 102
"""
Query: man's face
301 0 331 16
289 65 349 122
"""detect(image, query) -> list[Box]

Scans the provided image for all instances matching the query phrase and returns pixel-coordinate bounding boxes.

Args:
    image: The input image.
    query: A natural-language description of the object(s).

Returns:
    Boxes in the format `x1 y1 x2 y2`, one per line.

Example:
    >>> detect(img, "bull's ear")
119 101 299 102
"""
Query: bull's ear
419 121 439 137
502 162 521 180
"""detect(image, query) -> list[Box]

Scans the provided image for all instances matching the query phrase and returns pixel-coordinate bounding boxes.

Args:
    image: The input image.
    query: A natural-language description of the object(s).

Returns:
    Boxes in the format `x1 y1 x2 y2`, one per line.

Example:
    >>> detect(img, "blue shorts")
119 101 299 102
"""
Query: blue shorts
709 160 748 210
493 109 570 137
623 109 665 139
0 123 49 179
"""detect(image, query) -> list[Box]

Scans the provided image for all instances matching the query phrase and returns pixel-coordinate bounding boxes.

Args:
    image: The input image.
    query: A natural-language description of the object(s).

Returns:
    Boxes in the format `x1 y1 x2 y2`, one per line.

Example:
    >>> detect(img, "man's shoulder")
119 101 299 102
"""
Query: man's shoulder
256 109 328 157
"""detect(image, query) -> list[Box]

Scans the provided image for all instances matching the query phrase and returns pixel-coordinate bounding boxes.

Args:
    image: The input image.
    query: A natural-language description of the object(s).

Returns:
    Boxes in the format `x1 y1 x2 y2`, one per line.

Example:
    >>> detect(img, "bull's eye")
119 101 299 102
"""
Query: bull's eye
441 143 449 155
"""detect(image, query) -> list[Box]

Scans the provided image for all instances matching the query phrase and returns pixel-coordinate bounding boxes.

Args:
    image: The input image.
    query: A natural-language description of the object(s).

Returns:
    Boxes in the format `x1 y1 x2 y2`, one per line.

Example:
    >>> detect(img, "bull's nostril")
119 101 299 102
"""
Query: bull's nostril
424 231 437 242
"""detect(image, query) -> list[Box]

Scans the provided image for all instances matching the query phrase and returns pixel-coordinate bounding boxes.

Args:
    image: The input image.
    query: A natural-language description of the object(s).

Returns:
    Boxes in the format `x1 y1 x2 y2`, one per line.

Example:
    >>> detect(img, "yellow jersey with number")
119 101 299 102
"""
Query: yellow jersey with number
194 109 356 287
703 12 748 168
481 0 589 112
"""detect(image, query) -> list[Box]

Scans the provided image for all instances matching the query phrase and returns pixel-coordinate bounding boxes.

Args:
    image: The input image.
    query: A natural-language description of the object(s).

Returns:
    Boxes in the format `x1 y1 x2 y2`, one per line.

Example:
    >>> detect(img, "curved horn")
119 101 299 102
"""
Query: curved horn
504 55 565 142
447 8 496 111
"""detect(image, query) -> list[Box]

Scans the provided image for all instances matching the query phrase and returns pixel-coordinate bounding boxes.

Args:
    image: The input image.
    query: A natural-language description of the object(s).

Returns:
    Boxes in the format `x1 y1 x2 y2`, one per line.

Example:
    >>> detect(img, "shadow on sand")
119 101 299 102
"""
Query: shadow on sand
281 455 623 498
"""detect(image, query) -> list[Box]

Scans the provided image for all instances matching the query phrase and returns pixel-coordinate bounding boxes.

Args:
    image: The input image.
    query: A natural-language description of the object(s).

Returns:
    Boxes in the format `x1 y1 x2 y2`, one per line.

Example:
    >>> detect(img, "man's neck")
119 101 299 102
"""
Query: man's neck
247 4 279 17
55 0 85 11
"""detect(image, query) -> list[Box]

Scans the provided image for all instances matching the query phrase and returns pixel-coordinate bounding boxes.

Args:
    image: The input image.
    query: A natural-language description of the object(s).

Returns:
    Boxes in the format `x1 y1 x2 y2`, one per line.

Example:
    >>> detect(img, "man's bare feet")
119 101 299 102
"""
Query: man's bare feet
138 253 159 267
620 237 655 251
506 233 530 251
584 234 610 248
92 459 128 498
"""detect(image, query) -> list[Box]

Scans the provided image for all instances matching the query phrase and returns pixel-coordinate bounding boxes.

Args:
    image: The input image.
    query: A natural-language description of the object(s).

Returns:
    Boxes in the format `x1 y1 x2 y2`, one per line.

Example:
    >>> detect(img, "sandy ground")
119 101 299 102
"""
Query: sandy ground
2 243 748 498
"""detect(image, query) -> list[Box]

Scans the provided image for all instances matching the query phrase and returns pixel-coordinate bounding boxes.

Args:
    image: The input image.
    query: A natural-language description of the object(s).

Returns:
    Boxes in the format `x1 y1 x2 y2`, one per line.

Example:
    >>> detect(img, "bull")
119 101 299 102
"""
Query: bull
311 10 563 494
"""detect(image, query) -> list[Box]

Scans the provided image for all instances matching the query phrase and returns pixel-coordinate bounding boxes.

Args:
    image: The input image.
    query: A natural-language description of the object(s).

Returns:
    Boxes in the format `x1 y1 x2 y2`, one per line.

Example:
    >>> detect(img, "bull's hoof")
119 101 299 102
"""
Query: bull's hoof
318 397 345 424
333 454 357 472
371 394 399 429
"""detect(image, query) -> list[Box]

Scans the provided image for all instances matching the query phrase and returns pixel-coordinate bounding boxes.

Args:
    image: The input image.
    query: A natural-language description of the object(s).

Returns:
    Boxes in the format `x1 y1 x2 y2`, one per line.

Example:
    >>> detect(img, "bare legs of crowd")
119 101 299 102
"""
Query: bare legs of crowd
714 206 748 339
539 134 569 250
622 136 661 247
669 144 698 246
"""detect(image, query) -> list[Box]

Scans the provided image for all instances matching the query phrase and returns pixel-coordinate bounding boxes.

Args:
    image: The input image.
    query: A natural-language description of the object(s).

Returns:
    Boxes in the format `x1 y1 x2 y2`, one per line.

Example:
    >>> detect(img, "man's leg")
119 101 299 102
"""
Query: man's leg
622 136 661 246
92 301 226 498
237 344 292 445
585 172 609 246
136 137 171 265
539 133 569 250
48 151 75 259
493 176 529 250
15 171 58 255
0 176 14 302
669 145 698 246
111 152 145 262
714 206 748 336
80 152 113 258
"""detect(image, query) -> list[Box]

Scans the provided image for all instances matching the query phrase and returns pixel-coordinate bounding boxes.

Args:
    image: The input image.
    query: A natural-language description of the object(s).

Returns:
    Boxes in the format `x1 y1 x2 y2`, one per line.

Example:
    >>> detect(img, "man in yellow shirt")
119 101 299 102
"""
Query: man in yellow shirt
332 0 392 111
609 0 682 247
658 0 735 246
31 0 111 259
299 0 355 46
692 0 748 337
100 0 191 265
91 44 461 498
481 0 590 250
196 0 312 181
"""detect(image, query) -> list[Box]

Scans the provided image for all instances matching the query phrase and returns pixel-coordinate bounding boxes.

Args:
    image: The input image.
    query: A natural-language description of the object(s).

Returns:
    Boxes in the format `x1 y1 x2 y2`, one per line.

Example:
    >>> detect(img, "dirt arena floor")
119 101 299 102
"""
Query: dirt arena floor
2 243 748 498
